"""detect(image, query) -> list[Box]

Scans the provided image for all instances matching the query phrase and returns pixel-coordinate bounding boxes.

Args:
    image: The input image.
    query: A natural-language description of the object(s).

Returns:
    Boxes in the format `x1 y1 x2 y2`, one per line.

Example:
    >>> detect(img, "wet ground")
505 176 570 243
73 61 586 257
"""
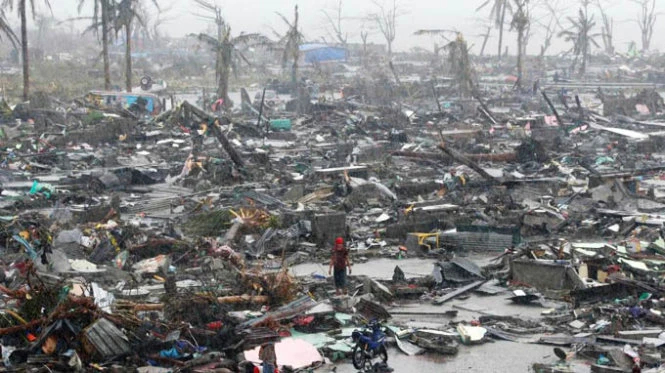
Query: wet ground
291 255 592 372
290 257 437 280
333 343 567 373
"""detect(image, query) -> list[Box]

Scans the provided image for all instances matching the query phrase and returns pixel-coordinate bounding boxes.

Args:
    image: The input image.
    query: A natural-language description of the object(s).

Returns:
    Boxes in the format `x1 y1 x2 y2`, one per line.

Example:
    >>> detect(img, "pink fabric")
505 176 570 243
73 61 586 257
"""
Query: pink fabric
245 338 322 369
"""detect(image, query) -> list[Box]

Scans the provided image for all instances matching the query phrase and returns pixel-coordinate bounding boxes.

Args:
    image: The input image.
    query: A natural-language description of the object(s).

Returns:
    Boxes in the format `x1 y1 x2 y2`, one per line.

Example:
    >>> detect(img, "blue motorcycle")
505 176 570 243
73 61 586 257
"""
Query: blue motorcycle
351 320 388 370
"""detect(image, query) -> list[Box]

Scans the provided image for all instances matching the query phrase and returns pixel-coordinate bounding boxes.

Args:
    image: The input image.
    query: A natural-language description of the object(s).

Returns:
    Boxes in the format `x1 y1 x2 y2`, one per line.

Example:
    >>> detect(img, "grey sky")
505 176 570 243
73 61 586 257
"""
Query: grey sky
43 0 665 55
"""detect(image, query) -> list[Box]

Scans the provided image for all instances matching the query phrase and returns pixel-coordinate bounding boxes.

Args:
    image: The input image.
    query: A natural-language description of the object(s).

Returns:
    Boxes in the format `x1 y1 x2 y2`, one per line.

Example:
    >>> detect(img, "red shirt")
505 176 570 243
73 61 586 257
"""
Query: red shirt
332 244 348 270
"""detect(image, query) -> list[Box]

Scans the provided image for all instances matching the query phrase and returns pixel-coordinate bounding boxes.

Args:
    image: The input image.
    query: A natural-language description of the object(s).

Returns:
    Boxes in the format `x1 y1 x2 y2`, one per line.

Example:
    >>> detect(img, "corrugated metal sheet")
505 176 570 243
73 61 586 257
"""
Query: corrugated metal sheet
441 231 516 251
239 296 318 329
441 225 520 251
356 298 391 321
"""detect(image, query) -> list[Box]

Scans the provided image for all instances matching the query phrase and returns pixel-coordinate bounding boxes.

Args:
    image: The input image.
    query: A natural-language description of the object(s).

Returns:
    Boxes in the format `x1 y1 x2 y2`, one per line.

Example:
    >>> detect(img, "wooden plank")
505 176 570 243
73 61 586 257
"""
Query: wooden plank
595 335 641 345
432 280 486 305
315 165 368 174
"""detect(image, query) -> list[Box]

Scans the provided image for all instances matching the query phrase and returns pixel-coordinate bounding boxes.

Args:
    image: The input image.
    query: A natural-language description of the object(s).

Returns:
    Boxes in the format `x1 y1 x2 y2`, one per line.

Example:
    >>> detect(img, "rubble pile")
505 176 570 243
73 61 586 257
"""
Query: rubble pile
4 68 665 372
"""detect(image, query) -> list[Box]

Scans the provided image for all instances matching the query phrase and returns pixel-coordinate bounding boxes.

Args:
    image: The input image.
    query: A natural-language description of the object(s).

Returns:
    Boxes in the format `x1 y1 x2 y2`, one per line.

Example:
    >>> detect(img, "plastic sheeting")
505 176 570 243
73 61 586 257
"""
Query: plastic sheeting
299 44 347 64
244 338 323 369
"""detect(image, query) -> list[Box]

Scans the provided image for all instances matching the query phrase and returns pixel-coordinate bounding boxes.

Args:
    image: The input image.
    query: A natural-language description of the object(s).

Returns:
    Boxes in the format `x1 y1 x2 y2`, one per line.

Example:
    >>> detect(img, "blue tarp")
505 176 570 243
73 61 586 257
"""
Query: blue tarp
299 43 347 64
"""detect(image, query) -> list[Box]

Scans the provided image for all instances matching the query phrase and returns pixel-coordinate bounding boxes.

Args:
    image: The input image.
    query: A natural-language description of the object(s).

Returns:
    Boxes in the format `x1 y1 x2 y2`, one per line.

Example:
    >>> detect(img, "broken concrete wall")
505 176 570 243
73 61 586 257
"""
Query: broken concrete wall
385 217 441 239
510 259 586 290
311 211 347 245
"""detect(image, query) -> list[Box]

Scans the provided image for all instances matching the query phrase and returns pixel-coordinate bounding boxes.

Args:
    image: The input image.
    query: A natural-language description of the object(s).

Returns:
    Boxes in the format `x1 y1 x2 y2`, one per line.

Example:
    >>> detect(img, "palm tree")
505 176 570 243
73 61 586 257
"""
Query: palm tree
2 0 52 101
476 0 512 60
112 0 159 93
191 0 268 108
276 5 304 99
77 0 113 90
445 33 474 98
559 4 600 77
511 0 529 87
0 8 18 49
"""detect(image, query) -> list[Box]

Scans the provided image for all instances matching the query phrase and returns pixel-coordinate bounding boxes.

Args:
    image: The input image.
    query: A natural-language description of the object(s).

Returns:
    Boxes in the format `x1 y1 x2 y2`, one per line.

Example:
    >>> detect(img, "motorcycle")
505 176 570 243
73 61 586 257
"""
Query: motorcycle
351 320 388 370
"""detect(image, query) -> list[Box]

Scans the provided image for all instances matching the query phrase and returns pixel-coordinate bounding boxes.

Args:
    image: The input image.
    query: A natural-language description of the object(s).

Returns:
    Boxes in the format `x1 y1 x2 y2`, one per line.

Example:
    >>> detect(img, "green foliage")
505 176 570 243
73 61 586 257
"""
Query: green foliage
83 110 105 126
182 209 232 237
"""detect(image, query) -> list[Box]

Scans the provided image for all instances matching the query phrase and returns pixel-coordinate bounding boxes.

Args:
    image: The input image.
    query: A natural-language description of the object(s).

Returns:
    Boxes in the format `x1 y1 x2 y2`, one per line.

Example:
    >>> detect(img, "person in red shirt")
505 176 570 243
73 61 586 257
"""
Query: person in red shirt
328 237 351 295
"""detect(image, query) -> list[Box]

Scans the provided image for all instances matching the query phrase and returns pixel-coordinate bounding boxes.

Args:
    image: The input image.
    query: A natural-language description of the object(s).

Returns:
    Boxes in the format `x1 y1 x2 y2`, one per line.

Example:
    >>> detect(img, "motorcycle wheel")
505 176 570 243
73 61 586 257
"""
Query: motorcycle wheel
352 344 366 370
378 345 388 363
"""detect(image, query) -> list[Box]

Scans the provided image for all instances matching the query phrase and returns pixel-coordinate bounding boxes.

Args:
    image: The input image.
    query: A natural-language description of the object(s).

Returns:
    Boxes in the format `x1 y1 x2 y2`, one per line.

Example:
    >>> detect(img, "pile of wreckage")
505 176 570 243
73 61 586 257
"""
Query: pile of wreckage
2 74 665 372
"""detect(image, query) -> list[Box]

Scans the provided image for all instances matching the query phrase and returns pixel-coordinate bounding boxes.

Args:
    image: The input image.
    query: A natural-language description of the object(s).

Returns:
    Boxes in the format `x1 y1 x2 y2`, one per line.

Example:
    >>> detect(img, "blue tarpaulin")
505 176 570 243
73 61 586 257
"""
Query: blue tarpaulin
299 44 347 64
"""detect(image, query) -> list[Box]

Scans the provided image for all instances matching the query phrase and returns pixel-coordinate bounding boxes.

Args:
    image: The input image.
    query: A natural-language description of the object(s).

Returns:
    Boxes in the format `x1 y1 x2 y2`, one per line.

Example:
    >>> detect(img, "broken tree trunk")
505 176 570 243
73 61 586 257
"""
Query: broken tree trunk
438 138 501 184
471 87 497 125
392 150 517 163
179 101 245 168
540 90 565 131
432 280 486 305
130 295 271 311
209 122 245 168
223 221 243 244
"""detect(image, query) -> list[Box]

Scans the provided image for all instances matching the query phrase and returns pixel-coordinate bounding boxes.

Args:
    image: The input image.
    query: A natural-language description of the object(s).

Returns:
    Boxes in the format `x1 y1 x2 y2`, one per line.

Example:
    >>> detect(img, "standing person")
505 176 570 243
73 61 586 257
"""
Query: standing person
329 237 351 295
258 341 277 373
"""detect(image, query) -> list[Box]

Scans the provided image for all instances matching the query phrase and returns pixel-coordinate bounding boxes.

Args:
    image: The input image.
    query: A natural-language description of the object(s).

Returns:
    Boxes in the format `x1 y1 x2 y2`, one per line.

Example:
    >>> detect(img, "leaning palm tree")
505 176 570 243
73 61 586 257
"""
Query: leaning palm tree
77 0 113 90
191 0 269 108
476 0 512 59
558 5 600 77
275 5 304 98
2 0 52 101
112 0 159 92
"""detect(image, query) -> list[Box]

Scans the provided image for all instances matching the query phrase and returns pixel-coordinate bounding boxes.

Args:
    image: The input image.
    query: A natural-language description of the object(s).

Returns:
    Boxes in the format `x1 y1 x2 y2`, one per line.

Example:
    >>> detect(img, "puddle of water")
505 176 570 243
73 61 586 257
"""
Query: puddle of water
289 258 437 280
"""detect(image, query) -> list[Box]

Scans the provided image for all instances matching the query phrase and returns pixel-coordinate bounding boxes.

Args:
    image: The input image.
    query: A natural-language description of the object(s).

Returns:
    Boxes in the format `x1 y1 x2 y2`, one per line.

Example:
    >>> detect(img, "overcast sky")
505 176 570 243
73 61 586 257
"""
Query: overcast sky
42 0 665 55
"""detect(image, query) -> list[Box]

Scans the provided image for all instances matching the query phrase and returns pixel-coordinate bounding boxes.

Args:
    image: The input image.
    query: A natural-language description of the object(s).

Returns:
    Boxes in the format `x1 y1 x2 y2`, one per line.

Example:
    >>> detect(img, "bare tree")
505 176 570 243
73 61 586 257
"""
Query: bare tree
476 0 512 60
594 0 614 55
360 28 369 67
135 1 173 44
511 0 529 87
368 0 399 58
276 5 304 110
76 0 113 90
445 33 474 97
478 25 492 57
538 0 564 58
322 0 347 47
632 0 658 52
